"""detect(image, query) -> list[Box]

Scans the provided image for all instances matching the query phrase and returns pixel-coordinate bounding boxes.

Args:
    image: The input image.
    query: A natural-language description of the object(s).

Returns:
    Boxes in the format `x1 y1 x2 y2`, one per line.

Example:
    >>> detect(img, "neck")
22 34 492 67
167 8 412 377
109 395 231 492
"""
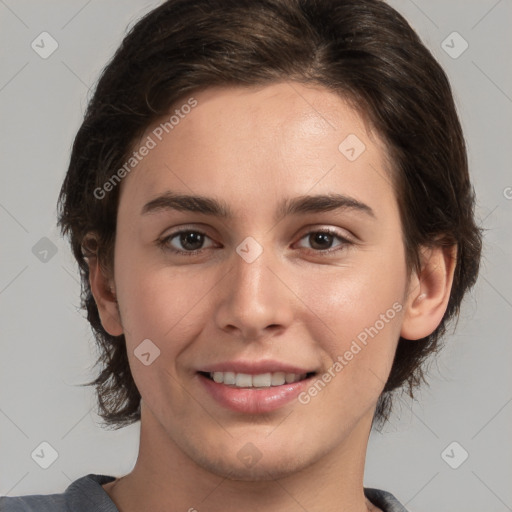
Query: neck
103 404 379 512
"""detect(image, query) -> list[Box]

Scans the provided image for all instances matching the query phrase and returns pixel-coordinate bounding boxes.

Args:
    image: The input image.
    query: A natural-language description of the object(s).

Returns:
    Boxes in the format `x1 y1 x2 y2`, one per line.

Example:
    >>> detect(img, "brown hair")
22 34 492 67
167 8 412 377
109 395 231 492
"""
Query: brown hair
57 0 482 428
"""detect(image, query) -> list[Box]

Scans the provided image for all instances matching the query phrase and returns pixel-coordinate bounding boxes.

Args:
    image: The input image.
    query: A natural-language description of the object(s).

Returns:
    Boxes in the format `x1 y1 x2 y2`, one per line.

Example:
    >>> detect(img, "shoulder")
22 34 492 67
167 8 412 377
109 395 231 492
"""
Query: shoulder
0 492 67 512
0 474 118 512
364 487 410 512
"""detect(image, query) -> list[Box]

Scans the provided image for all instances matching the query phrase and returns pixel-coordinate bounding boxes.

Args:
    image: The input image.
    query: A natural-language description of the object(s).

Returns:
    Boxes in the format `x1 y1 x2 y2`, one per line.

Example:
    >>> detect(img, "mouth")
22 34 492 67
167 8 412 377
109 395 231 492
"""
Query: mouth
199 370 316 388
196 367 318 413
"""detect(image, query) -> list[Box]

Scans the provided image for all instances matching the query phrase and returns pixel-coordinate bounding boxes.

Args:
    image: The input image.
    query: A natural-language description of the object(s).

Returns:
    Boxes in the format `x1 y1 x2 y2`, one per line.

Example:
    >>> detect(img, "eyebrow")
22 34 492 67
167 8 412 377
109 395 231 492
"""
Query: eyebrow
141 191 376 221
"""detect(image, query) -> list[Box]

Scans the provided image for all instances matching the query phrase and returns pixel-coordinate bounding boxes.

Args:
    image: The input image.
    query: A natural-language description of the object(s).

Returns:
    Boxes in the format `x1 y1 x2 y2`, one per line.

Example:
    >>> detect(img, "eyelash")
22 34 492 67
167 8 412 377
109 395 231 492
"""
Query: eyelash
157 228 353 257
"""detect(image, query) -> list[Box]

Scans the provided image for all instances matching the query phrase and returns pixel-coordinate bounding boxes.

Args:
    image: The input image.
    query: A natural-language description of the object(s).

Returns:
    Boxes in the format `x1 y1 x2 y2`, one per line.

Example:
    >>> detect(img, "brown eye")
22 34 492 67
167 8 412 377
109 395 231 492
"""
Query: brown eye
295 229 352 253
309 232 335 250
161 230 215 254
177 232 205 251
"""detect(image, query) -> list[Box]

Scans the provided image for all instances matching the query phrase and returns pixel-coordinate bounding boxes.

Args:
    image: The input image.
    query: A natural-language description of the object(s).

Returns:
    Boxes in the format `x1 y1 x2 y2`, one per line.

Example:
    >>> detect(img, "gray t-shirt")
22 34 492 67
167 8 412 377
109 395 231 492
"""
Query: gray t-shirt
0 474 409 512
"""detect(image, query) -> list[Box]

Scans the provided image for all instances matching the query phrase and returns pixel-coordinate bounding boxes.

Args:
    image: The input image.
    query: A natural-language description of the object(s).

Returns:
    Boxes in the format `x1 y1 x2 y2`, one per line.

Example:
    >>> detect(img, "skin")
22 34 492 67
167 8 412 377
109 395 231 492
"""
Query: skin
88 82 456 512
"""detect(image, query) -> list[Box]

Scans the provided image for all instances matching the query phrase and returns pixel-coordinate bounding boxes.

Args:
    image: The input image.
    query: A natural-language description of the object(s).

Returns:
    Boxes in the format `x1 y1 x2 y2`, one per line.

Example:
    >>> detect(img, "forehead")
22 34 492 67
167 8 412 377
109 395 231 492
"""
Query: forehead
118 82 395 220
167 83 376 158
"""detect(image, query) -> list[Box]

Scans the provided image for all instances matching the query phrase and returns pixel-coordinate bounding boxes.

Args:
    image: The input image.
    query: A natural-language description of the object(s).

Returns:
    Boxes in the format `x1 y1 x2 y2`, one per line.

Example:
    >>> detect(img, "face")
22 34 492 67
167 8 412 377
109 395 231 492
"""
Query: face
109 82 411 479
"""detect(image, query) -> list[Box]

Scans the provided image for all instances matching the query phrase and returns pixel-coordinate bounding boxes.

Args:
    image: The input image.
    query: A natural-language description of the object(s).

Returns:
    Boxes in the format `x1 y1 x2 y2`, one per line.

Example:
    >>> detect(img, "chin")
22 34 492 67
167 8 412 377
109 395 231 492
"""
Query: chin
197 453 307 482
183 435 325 482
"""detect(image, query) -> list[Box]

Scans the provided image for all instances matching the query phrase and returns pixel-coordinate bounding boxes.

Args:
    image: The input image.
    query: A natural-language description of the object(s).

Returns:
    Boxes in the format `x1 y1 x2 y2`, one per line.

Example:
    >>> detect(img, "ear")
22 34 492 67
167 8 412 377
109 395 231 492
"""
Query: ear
400 244 457 340
85 241 123 337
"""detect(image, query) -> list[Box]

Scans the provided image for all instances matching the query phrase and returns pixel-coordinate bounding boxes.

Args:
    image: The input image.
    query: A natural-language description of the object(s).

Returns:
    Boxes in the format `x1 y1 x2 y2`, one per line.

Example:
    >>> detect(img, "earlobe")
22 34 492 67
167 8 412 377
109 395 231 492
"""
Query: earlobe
87 251 124 337
400 244 457 341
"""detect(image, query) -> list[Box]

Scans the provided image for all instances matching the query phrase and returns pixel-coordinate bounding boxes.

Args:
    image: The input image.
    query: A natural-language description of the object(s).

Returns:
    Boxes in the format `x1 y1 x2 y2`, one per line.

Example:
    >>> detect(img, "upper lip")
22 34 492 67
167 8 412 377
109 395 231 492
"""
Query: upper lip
198 360 316 375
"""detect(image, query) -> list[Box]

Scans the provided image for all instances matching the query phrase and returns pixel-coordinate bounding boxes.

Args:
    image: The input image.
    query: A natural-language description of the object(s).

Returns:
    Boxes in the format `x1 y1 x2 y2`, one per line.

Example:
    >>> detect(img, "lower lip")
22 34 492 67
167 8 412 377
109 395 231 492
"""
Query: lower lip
198 373 312 414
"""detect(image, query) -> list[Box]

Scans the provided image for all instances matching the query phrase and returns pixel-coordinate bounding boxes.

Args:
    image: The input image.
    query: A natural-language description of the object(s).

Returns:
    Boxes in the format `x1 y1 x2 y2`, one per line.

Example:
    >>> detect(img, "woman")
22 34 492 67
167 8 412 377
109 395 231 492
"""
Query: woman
1 0 482 510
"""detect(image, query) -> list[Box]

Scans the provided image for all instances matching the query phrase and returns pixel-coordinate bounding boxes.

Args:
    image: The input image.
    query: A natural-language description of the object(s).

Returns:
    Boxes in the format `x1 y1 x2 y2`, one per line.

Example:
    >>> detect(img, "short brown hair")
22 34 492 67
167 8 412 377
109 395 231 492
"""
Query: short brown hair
58 0 482 428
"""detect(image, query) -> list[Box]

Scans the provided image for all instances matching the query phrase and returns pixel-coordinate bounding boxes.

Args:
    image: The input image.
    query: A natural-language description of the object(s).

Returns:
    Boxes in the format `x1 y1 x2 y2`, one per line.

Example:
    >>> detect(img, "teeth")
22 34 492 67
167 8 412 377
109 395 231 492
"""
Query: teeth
209 371 307 387
252 373 272 387
235 373 252 387
223 371 236 385
285 373 297 383
271 372 286 386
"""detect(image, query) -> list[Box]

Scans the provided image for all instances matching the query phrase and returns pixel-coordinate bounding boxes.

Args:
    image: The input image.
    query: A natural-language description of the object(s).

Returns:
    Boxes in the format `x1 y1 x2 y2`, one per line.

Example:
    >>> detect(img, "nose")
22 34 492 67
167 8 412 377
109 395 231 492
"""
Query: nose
214 242 294 341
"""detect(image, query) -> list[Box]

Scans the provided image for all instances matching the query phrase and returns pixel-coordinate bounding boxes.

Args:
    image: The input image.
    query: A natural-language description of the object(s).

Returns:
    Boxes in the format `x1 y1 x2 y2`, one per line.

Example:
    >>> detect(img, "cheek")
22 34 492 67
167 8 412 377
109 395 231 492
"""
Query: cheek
299 247 406 343
114 262 216 404
114 254 218 350
295 246 407 410
297 285 404 414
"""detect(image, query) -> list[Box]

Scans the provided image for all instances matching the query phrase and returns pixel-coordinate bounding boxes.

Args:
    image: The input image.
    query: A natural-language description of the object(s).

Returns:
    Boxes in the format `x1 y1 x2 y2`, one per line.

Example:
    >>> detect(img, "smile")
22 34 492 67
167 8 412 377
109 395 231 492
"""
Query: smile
197 366 317 413
207 371 310 388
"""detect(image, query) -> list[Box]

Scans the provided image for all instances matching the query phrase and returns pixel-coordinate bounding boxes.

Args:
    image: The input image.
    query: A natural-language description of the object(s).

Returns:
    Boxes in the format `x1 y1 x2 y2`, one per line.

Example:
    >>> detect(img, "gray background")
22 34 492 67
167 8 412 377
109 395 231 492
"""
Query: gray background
0 1 511 511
